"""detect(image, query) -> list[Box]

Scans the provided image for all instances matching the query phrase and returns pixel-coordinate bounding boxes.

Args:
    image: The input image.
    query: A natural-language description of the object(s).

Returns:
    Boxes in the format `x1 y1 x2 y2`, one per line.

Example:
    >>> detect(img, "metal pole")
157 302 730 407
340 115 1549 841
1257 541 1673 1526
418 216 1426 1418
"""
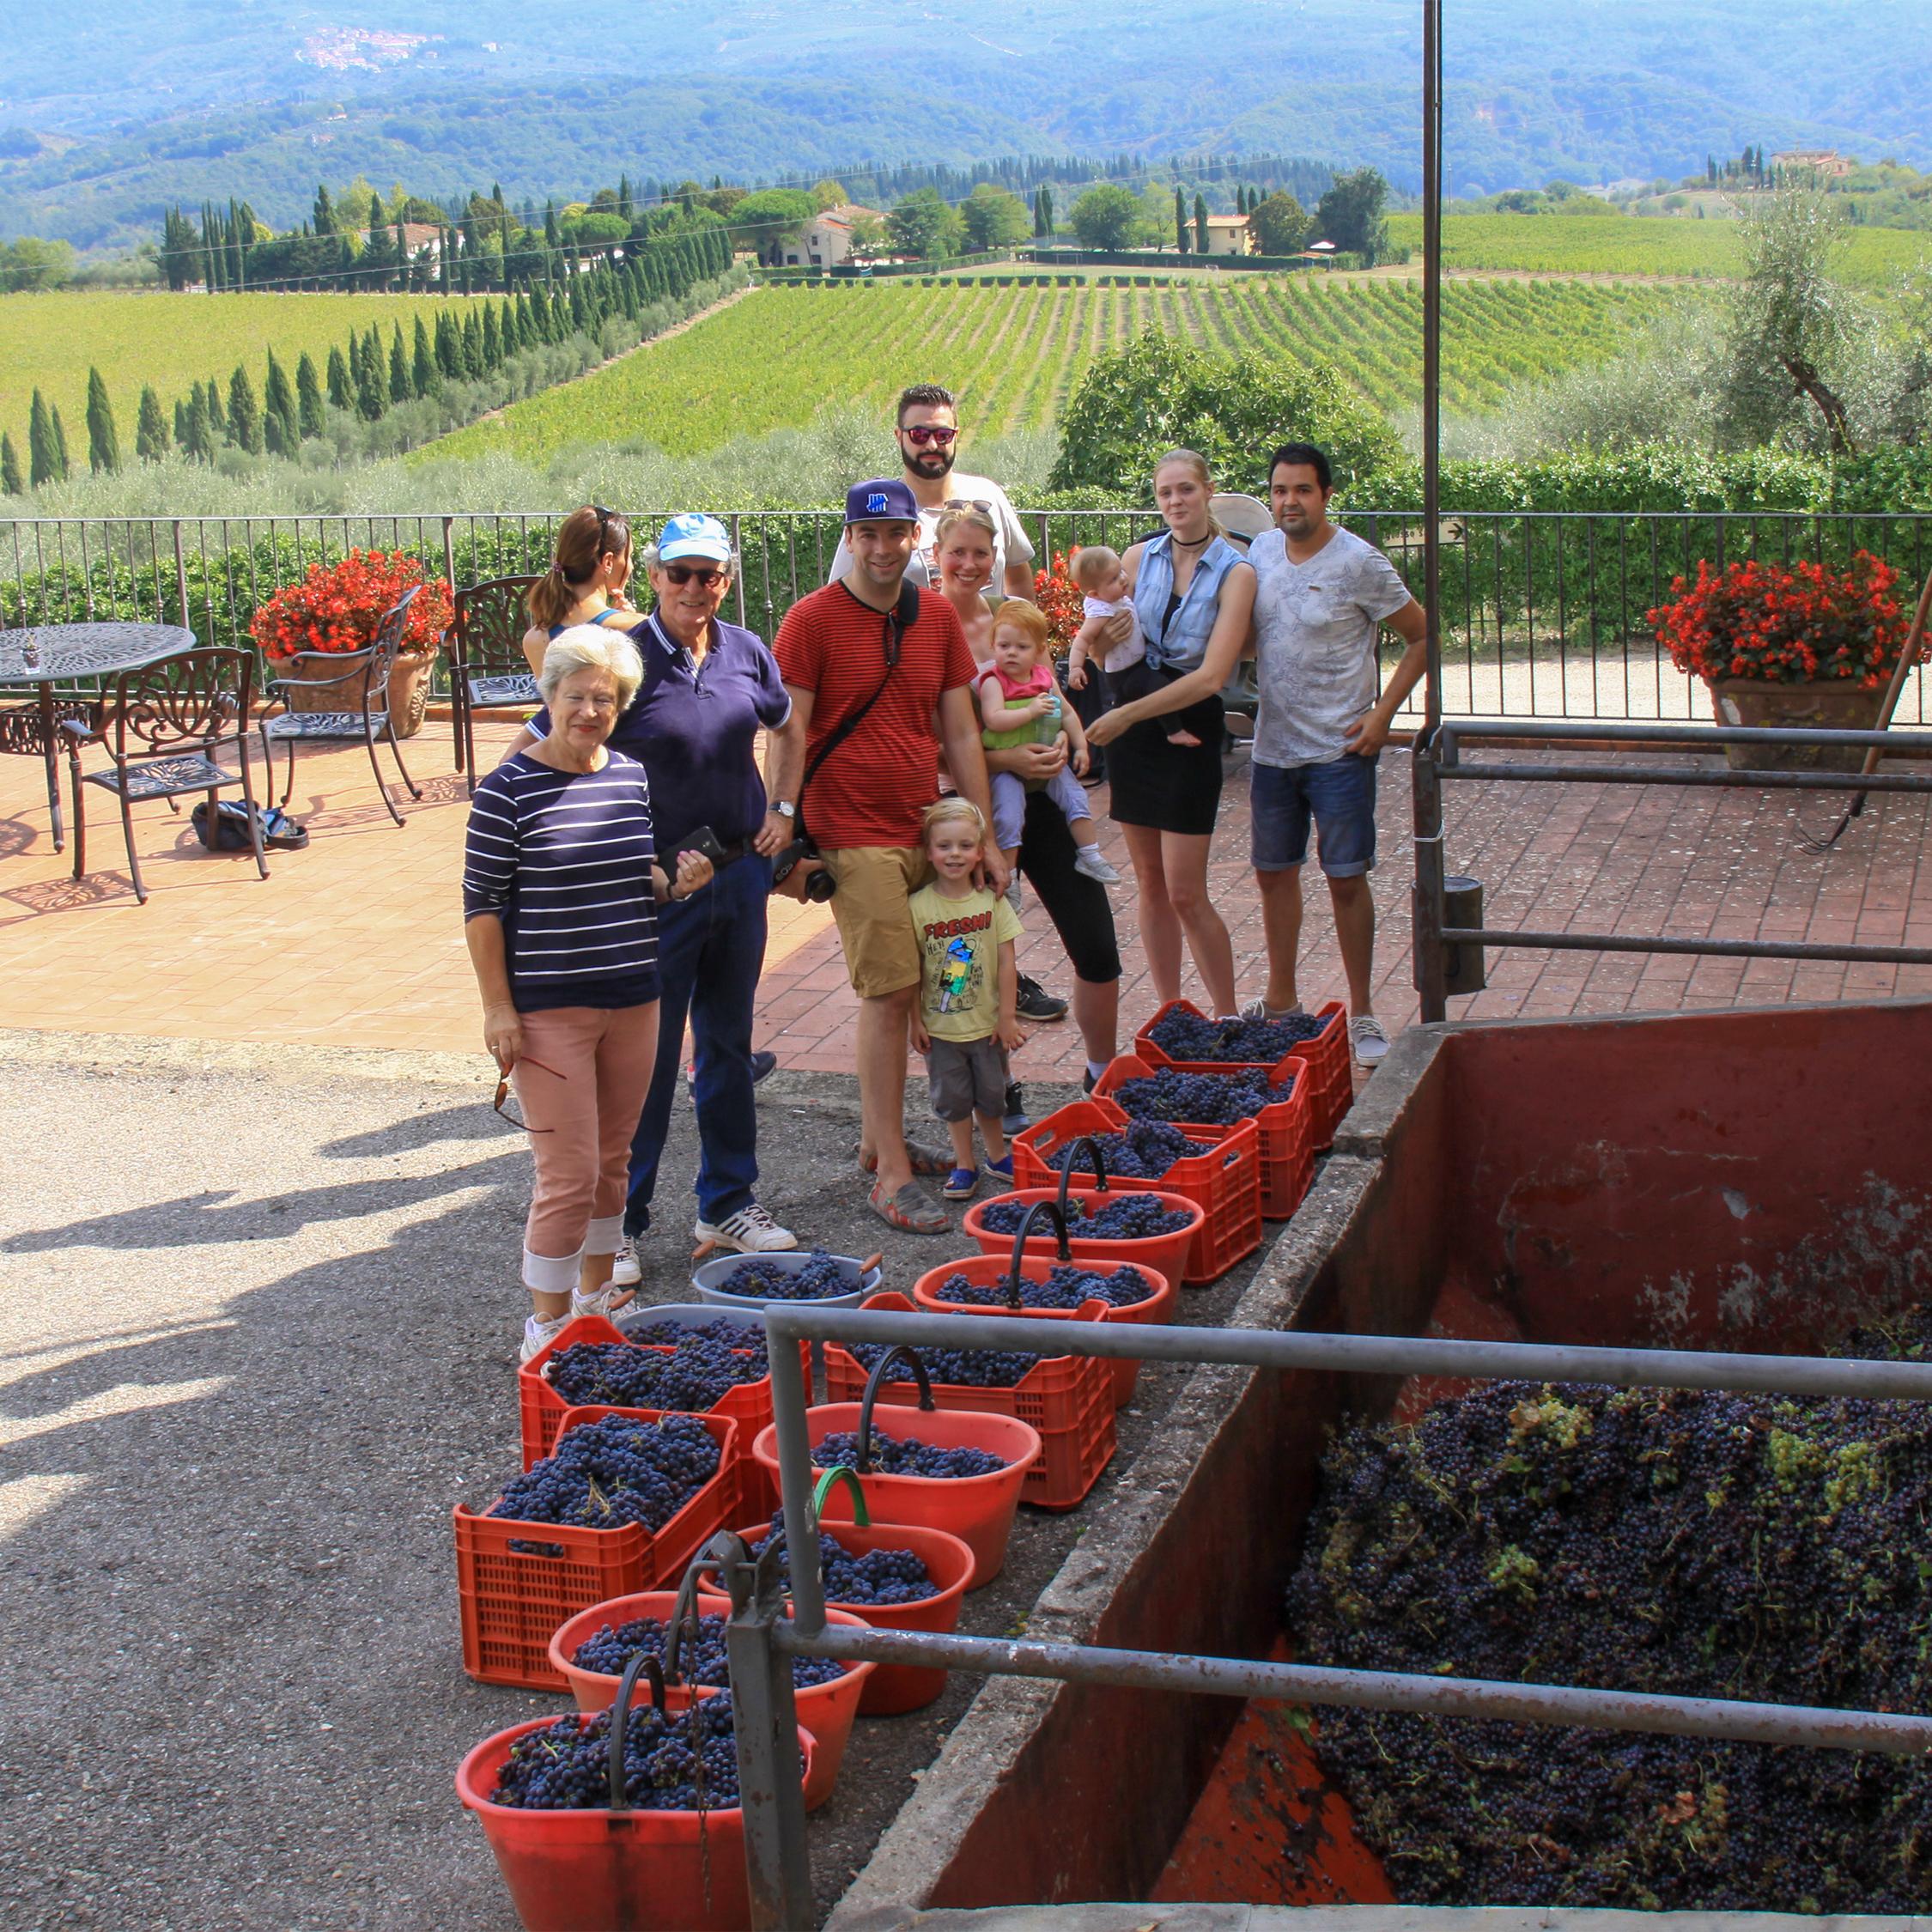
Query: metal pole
1412 0 1449 1021
1439 716 1932 752
1437 761 1932 793
773 1623 1932 1758
1442 926 1932 968
172 521 191 635
720 1545 815 1932
763 1320 825 1634
762 1304 1932 1404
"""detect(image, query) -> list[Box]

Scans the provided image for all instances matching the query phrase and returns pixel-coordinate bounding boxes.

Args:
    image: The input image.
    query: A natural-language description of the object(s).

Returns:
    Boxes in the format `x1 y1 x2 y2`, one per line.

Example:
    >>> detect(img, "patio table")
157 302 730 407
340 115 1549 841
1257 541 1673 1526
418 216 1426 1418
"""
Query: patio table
0 623 196 849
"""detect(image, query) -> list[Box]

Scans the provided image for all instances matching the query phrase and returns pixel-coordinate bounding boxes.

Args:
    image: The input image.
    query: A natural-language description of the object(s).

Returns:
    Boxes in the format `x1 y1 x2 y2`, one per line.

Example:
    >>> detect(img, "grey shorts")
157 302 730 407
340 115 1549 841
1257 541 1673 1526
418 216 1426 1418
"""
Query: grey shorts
925 1035 1011 1121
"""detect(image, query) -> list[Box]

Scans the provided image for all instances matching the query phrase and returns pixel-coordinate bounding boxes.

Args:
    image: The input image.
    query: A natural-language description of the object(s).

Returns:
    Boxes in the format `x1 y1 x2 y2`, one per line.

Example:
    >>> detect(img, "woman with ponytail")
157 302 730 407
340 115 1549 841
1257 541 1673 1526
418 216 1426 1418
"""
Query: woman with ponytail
1085 447 1255 1020
519 505 638 674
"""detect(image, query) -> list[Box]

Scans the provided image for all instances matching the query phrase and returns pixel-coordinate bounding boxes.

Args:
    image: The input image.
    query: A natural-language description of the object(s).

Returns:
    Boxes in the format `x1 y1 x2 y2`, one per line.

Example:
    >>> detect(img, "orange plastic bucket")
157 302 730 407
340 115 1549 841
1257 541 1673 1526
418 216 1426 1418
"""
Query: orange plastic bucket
719 1516 976 1714
545 1589 873 1809
908 1233 1171 1406
962 1182 1203 1309
456 1691 813 1932
752 1400 1037 1586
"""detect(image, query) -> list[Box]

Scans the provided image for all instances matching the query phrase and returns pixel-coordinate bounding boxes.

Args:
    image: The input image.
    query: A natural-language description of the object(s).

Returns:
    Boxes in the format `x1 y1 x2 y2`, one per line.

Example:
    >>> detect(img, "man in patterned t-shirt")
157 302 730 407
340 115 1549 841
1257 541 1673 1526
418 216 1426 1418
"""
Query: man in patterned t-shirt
1246 441 1429 1067
775 478 1007 1233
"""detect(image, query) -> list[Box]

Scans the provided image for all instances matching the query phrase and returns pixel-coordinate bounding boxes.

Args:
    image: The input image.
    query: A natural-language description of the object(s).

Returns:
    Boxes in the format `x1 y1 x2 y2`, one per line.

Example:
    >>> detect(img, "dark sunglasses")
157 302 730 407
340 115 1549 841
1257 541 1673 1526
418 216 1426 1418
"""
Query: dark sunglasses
662 562 728 588
901 424 957 447
492 1056 565 1133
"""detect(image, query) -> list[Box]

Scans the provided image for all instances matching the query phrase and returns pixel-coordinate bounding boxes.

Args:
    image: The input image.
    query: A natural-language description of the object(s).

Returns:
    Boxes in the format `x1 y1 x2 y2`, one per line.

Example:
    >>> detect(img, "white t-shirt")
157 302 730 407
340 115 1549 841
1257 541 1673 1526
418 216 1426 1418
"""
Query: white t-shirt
826 472 1036 592
1081 595 1145 674
1249 525 1414 767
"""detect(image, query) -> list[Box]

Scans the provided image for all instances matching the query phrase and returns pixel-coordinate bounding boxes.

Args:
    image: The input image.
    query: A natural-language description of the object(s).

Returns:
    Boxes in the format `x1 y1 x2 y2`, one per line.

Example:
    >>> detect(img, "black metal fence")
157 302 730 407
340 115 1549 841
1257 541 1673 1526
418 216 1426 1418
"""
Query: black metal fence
3 508 1929 726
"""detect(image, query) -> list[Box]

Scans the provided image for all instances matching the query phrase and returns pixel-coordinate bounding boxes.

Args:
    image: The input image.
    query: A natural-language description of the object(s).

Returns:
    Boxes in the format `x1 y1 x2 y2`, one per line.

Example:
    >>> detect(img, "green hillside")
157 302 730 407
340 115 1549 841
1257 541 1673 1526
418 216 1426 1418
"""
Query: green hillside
0 288 477 452
423 276 1703 465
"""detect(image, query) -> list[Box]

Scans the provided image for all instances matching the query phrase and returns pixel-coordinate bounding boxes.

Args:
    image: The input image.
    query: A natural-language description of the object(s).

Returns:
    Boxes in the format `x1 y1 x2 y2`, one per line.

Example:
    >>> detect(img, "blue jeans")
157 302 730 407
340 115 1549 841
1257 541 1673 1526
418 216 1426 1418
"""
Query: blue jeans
623 852 771 1236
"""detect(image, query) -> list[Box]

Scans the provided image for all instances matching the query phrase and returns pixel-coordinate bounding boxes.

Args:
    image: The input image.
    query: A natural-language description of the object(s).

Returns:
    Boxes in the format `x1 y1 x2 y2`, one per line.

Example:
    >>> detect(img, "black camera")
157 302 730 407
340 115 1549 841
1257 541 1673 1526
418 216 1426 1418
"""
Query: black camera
770 836 836 902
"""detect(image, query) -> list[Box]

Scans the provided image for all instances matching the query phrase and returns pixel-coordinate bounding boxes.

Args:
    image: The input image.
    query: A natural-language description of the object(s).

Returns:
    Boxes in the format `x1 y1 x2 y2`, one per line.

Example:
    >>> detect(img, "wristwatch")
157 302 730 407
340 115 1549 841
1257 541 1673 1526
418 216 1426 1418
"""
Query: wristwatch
771 800 795 820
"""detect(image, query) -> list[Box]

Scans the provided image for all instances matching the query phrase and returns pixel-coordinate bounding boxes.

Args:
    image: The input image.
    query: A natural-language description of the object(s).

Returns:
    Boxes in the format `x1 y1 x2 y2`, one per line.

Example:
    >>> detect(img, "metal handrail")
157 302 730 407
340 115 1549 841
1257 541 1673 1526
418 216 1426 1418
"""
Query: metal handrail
712 1301 1932 1929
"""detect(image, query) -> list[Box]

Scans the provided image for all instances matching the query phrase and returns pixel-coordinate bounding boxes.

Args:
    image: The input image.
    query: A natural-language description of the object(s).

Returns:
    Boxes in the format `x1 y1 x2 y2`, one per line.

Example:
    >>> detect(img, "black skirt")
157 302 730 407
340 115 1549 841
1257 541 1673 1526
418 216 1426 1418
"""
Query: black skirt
1104 694 1224 835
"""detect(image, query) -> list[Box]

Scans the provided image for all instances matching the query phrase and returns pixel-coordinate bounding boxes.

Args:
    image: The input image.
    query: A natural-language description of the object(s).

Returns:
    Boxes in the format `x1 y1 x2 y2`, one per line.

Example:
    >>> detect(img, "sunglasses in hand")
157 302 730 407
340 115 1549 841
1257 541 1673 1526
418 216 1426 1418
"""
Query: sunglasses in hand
493 1055 565 1133
901 424 958 447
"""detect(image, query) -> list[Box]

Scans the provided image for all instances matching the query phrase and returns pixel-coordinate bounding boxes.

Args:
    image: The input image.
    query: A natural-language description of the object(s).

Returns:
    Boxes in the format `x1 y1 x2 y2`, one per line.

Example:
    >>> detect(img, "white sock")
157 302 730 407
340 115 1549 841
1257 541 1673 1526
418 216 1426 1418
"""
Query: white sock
1086 1060 1109 1083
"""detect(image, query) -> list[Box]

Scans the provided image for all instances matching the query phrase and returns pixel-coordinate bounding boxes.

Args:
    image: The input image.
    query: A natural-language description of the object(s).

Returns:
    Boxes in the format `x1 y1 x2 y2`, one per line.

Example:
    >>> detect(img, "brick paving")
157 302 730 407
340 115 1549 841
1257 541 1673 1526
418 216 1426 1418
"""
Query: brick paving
2 720 1929 1077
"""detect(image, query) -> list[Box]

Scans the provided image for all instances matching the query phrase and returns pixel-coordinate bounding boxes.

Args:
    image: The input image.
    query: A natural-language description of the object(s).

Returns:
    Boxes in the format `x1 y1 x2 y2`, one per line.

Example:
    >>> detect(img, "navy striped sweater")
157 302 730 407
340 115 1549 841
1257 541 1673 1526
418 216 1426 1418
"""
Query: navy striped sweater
462 750 661 1012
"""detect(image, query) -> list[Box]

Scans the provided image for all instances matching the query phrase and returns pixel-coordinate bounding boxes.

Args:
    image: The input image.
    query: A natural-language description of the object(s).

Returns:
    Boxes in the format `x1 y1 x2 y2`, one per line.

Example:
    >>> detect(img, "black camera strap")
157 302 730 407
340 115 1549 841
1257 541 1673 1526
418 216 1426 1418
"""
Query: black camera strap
793 579 920 848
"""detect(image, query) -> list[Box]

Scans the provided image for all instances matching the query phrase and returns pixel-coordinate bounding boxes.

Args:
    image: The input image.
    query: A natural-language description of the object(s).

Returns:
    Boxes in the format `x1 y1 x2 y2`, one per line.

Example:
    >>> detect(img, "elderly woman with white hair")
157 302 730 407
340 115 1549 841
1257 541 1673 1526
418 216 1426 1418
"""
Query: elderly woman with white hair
464 625 713 1363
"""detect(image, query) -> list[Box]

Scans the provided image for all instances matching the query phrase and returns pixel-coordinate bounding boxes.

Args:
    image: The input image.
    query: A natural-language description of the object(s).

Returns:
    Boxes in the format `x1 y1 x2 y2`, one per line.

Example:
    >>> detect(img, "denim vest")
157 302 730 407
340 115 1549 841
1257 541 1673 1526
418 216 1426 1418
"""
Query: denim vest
1133 532 1244 674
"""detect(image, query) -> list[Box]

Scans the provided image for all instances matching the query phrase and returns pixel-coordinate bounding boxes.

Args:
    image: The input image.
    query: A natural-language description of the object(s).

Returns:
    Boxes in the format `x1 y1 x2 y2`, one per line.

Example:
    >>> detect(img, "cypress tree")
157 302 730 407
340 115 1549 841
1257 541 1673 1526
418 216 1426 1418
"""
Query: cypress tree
1195 193 1209 252
1175 185 1189 253
412 317 436 396
481 301 502 369
264 349 298 454
434 310 460 380
497 297 519 358
364 325 385 391
567 276 587 333
50 406 70 480
228 362 263 453
185 386 214 464
204 377 226 436
526 286 550 343
137 386 171 462
327 344 352 411
297 352 325 437
462 308 484 377
0 431 20 495
174 398 191 447
85 367 121 474
355 339 386 421
388 324 410 404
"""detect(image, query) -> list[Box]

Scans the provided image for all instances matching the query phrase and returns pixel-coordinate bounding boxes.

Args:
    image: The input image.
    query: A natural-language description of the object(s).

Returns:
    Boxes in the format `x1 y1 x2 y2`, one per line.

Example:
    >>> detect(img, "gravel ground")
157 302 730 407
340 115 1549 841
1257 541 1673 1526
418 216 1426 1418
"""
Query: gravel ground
0 1030 1278 1930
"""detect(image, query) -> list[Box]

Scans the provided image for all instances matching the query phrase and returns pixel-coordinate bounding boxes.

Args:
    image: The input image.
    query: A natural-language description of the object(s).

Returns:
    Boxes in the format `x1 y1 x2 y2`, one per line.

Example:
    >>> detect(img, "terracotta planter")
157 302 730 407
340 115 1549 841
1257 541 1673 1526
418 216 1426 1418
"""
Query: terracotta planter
1706 677 1887 772
271 647 439 739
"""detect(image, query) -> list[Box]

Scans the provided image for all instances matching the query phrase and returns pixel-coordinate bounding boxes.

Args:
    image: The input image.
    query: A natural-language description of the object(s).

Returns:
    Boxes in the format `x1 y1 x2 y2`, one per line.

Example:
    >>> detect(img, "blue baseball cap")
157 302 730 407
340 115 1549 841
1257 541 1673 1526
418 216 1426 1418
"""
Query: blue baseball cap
844 478 920 526
657 512 733 563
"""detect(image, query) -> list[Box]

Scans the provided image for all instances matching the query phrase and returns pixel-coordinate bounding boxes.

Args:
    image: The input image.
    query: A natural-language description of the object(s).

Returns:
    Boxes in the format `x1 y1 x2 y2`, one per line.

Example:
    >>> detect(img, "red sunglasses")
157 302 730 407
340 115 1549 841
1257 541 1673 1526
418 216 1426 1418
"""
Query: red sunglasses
901 424 958 447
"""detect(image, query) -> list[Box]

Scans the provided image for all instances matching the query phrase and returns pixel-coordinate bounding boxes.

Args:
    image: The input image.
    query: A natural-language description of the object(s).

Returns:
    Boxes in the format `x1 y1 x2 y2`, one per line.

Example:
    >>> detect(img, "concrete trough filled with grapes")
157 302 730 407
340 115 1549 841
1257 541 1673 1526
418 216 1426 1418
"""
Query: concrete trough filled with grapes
835 997 1932 1927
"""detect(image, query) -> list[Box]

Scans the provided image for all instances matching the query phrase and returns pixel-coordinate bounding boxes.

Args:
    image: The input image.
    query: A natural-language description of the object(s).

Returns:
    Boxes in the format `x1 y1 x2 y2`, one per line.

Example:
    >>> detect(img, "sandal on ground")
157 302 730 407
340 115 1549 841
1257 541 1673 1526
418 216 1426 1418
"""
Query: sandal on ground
854 1138 952 1177
1241 997 1307 1021
867 1179 950 1234
941 1166 980 1200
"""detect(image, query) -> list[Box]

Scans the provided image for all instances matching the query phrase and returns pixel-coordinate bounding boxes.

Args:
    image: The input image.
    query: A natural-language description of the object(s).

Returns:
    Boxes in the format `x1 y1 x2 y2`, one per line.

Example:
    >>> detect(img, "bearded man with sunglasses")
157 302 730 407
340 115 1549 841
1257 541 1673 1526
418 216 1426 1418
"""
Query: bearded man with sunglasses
506 513 808 1280
778 479 1006 1234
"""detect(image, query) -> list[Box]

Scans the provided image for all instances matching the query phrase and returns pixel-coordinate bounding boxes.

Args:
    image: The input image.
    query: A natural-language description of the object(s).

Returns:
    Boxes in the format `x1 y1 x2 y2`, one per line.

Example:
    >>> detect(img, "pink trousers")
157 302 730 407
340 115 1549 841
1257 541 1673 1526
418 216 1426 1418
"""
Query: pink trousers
511 1002 659 1293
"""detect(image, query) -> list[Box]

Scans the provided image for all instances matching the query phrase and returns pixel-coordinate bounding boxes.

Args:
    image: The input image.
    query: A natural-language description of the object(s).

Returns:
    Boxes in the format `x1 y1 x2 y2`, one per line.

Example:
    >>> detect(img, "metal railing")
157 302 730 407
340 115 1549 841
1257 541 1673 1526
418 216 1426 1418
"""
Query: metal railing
5 508 1929 727
702 1302 1932 1930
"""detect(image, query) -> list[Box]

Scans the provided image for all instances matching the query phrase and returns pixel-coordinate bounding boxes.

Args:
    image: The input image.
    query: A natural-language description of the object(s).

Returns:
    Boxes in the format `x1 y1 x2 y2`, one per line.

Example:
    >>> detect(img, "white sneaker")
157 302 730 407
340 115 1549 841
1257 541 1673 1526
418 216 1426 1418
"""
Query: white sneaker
571 1279 632 1324
1350 1014 1392 1066
611 1233 641 1287
1241 998 1307 1020
1003 876 1023 912
1072 845 1120 884
519 1311 571 1365
696 1203 799 1254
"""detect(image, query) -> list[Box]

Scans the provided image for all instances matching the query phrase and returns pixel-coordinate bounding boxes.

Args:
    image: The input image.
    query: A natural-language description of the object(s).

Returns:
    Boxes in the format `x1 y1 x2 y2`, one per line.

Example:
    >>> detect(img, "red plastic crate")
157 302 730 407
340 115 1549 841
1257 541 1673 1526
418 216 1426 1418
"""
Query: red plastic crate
1011 1099 1261 1285
517 1315 802 1469
1135 997 1352 1150
822 1291 1116 1510
1093 1054 1313 1223
454 1406 739 1690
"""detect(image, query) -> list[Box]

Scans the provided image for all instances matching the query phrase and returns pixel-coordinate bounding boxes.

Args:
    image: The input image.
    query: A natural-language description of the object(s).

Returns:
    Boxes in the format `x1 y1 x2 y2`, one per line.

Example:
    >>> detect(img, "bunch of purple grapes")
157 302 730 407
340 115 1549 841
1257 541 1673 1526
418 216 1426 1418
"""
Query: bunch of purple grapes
1148 1007 1322 1063
980 1192 1190 1239
1113 1066 1281 1127
935 1262 1154 1309
489 1414 720 1534
491 1696 744 1811
1045 1119 1198 1180
746 1512 939 1605
545 1337 766 1411
571 1613 845 1689
814 1425 1010 1476
715 1249 853 1302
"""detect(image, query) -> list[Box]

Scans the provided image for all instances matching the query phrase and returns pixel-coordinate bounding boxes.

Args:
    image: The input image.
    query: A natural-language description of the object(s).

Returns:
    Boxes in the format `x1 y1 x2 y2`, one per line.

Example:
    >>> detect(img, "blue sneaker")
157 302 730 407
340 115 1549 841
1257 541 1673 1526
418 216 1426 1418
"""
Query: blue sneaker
942 1165 981 1200
983 1153 1014 1187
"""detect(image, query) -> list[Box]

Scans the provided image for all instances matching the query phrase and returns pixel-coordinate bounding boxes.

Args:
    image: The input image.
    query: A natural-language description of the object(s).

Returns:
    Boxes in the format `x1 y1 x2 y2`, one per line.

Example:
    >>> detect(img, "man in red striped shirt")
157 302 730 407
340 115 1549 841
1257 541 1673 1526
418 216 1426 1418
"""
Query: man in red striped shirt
775 479 1006 1233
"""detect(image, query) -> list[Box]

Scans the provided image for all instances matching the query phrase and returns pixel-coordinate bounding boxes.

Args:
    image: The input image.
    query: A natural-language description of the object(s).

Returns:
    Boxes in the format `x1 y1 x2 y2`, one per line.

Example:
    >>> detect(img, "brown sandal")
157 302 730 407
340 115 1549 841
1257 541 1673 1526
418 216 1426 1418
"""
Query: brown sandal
854 1139 953 1178
867 1179 950 1235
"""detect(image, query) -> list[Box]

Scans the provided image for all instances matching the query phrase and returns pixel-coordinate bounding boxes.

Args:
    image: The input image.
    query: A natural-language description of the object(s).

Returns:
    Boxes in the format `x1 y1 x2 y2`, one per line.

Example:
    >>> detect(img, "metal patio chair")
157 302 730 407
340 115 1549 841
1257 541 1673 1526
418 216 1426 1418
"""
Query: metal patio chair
69 647 266 904
2 690 108 851
448 574 543 795
258 586 422 828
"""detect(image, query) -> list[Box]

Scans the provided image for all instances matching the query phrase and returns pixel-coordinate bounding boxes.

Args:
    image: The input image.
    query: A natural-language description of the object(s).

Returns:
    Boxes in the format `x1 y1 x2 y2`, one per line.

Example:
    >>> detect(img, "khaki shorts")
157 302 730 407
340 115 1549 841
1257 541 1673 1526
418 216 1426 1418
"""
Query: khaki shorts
821 844 930 998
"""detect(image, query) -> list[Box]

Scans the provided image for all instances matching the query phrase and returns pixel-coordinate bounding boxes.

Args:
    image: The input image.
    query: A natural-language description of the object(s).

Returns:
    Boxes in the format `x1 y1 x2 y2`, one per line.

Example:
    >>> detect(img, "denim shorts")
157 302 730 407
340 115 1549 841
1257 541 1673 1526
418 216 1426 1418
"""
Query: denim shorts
1250 754 1378 877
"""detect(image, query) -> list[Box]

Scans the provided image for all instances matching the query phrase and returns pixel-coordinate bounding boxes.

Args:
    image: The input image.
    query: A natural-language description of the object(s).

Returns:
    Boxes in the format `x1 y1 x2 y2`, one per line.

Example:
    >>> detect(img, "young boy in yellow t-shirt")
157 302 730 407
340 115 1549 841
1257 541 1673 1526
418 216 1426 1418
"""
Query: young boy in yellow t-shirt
907 798 1026 1201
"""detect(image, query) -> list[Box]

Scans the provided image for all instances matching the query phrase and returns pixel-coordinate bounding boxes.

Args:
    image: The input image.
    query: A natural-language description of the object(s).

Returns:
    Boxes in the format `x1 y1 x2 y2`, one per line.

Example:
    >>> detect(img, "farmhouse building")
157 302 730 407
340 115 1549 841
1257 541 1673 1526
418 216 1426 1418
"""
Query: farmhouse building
778 204 884 270
1772 149 1854 179
1199 214 1253 255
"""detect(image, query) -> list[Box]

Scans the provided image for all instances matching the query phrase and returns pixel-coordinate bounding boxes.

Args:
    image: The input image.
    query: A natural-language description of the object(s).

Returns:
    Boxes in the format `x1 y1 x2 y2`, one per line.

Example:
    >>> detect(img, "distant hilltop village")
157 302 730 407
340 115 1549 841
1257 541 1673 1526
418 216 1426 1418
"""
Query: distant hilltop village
296 29 439 74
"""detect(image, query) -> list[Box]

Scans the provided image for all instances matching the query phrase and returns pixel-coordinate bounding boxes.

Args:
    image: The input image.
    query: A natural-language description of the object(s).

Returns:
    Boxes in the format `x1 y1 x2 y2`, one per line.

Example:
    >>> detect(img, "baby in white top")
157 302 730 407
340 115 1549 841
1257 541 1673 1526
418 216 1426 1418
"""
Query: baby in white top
1065 544 1200 748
